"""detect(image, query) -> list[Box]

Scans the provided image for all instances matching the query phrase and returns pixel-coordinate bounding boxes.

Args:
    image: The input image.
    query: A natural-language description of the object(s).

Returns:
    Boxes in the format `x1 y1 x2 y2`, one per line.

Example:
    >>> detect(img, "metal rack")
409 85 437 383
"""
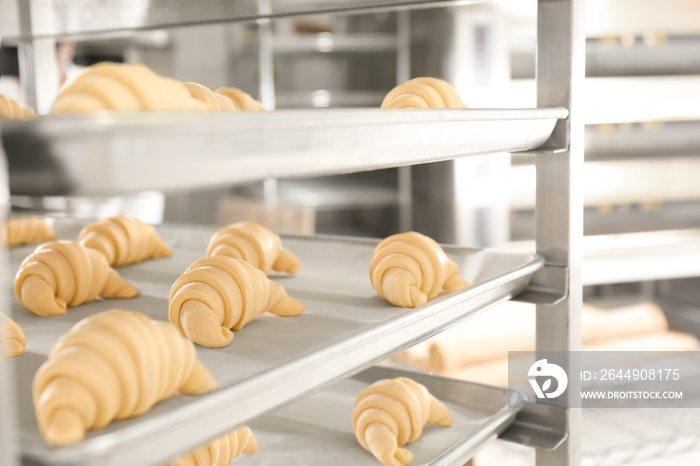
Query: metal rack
0 1 583 465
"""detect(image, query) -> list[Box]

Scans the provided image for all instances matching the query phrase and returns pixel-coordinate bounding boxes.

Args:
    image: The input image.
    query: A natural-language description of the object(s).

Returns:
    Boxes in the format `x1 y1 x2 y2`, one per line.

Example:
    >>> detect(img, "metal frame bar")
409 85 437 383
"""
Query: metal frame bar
534 0 585 465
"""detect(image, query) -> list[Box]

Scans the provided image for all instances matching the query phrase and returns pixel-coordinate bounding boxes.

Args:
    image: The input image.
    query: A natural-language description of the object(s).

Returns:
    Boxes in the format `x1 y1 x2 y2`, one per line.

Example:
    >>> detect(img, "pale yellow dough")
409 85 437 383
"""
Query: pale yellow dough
78 215 172 267
52 62 207 114
169 256 305 348
354 377 453 466
1 313 26 358
168 426 257 466
33 309 217 446
183 82 237 112
216 87 265 111
370 232 469 308
0 94 35 119
207 222 301 275
3 216 57 249
14 241 139 316
381 77 466 109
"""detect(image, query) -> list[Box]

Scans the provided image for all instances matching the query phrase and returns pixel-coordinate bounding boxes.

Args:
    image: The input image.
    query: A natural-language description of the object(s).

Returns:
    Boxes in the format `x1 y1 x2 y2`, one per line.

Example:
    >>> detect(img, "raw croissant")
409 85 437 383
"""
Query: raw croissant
14 241 139 316
370 232 469 308
353 377 453 466
207 222 301 275
78 215 172 267
1 313 26 358
52 62 207 114
169 256 305 348
0 94 35 119
216 87 265 111
33 309 217 446
183 82 237 112
381 77 466 109
168 426 258 466
4 216 57 249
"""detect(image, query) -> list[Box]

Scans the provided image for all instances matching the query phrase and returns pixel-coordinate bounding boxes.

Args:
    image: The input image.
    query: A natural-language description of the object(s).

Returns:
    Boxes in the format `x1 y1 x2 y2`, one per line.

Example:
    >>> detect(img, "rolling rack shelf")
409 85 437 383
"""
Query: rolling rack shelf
0 1 583 466
2 108 566 196
10 222 540 466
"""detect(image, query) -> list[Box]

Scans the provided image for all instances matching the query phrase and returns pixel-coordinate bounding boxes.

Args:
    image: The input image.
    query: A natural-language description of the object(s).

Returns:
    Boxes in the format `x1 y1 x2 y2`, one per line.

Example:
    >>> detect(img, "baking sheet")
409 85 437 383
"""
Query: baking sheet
2 107 566 196
247 366 523 466
8 222 541 465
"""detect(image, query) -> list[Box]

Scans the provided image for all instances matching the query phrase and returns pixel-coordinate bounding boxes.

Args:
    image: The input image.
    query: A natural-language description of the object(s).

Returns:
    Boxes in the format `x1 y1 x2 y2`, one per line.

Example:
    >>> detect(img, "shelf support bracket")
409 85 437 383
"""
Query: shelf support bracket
514 265 568 305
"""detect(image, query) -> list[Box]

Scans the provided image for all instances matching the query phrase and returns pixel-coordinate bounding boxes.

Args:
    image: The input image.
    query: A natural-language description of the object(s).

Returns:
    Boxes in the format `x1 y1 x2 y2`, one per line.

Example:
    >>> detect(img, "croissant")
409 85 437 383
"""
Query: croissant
216 87 265 111
168 426 257 466
0 94 35 119
353 377 453 466
183 82 237 112
370 232 469 308
78 215 172 267
52 62 207 114
14 241 139 316
381 77 466 109
207 222 301 275
4 216 57 249
169 256 305 348
1 313 26 358
32 309 216 445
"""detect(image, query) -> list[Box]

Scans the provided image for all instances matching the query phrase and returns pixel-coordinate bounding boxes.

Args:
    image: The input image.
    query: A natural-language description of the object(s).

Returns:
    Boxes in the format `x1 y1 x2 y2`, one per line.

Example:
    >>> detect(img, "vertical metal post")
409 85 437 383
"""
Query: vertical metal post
396 11 412 232
535 1 585 465
16 0 58 114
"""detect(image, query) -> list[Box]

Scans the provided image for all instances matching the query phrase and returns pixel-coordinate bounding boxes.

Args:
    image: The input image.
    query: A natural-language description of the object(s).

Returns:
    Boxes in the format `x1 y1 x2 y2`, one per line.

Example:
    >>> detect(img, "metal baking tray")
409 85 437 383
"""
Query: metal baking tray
1 0 473 40
1 107 567 196
248 366 523 465
9 222 542 466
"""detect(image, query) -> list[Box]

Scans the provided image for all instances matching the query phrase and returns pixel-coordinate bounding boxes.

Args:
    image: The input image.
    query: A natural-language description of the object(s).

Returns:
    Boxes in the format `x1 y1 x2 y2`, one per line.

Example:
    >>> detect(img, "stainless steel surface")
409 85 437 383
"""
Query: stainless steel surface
534 1 584 466
515 265 568 305
249 366 524 465
1 107 567 197
500 407 569 451
12 222 542 466
274 90 385 108
0 0 481 40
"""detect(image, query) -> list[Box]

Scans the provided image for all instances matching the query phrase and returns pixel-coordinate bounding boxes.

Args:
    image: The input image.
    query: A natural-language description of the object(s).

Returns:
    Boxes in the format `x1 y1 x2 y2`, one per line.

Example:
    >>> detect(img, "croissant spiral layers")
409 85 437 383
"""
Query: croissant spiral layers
370 232 469 308
0 94 35 119
354 377 453 466
1 313 26 358
52 62 207 114
381 77 466 109
169 256 305 348
33 309 217 446
4 216 57 249
78 215 172 267
168 426 258 466
14 241 139 316
207 222 301 275
216 87 265 111
183 82 237 112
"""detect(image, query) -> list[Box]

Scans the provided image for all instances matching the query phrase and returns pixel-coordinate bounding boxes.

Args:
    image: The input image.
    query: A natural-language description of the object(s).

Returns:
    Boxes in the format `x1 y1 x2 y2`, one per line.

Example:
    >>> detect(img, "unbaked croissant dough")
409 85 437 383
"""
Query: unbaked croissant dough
14 241 139 316
370 232 469 308
1 313 26 358
3 216 57 249
33 309 217 446
353 377 453 466
78 215 172 267
381 77 466 109
52 62 207 114
0 94 35 119
183 82 237 112
169 256 305 348
216 87 265 111
207 222 301 275
168 426 258 466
